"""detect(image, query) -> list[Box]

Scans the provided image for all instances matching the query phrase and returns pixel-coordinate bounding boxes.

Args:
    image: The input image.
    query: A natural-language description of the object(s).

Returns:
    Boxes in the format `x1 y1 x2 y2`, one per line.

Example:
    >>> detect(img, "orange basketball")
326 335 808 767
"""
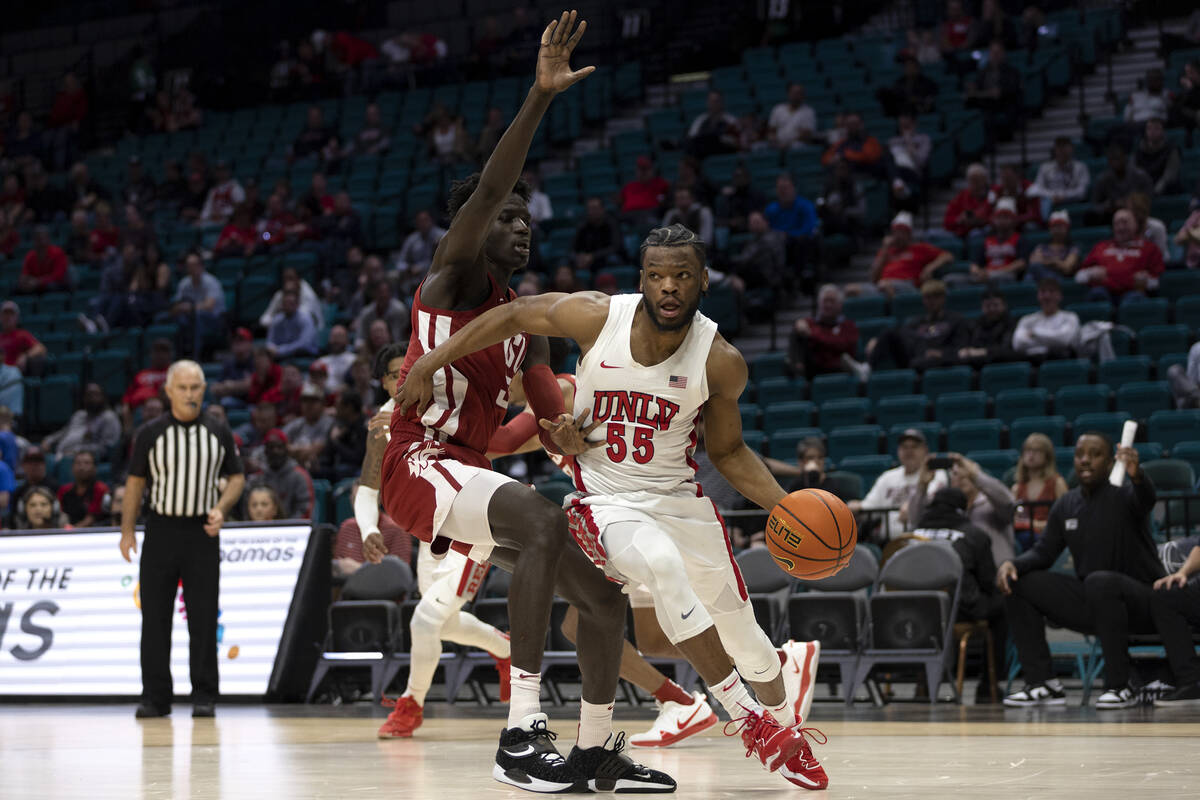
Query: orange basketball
765 488 857 580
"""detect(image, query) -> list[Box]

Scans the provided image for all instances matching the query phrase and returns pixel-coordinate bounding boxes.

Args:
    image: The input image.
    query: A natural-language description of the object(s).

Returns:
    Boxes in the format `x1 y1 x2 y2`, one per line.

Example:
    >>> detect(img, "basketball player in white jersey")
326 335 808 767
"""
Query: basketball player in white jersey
397 224 829 790
487 373 822 746
359 343 513 738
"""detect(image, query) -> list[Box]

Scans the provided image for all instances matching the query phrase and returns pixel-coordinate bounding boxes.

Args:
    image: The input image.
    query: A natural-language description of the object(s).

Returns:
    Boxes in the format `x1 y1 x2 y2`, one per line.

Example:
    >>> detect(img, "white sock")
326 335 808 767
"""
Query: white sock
576 699 615 749
508 668 542 727
441 612 511 658
764 696 794 726
709 669 762 720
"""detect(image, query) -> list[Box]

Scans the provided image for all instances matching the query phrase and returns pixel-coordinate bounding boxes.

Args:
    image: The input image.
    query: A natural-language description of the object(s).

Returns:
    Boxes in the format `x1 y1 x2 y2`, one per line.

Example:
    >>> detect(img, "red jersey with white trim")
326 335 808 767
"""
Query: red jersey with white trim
389 274 529 458
571 294 717 496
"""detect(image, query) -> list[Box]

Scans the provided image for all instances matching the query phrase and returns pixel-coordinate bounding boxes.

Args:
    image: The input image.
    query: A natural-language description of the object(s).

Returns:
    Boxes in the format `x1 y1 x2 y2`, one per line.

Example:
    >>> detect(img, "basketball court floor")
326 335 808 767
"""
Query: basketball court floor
3 701 1197 799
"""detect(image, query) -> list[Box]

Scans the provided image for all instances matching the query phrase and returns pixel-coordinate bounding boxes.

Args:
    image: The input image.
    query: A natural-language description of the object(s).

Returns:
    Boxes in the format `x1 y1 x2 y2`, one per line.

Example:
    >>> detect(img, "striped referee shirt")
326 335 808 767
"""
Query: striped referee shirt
129 412 244 518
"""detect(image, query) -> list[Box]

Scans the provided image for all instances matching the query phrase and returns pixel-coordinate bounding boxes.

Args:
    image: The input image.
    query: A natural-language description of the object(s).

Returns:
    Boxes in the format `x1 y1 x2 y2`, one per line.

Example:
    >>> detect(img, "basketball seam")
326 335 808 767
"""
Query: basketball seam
777 499 838 552
805 489 846 553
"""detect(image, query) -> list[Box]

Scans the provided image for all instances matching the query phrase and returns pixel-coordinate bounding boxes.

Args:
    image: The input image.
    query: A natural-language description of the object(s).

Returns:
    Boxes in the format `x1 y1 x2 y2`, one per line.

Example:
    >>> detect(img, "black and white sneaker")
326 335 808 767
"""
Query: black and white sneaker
1095 685 1139 709
565 732 676 793
1003 680 1067 707
1153 681 1200 708
494 713 585 793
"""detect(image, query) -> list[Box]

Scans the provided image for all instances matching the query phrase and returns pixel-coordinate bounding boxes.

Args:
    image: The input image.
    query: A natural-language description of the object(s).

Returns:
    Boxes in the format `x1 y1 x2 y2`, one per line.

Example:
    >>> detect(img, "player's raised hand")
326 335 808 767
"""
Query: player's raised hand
395 355 436 415
539 409 604 455
535 10 595 95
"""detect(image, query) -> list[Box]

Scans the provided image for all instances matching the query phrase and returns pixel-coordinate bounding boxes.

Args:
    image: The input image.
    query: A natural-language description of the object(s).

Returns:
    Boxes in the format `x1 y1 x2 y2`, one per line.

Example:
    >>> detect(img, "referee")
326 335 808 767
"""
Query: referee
119 359 245 719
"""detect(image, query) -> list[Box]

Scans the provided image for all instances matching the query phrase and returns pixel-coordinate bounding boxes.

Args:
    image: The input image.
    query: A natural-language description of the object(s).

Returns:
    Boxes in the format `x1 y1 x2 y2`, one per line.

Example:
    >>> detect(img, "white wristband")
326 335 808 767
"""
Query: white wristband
354 486 381 542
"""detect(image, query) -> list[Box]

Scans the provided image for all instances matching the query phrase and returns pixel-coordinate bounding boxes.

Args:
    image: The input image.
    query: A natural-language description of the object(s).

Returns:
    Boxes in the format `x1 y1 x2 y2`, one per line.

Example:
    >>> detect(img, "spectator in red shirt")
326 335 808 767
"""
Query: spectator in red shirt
991 163 1041 228
57 451 110 528
17 226 70 294
215 204 260 258
943 163 993 240
786 283 860 380
821 112 884 178
1078 209 1165 302
0 301 47 373
940 0 976 53
854 211 953 296
620 155 670 229
969 198 1026 282
332 483 413 579
248 347 284 405
88 202 121 263
121 338 173 412
46 72 88 170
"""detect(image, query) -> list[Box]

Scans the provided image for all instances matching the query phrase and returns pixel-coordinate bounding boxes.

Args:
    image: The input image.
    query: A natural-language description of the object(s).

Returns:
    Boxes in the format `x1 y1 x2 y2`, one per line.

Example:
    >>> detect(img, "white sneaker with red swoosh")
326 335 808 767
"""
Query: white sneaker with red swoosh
628 692 718 748
779 640 821 722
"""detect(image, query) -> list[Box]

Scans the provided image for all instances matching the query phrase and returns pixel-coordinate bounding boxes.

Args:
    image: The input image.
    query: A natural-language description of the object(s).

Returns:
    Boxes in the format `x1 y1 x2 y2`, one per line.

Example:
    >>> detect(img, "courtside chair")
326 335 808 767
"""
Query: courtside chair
789 547 880 705
310 556 414 703
851 541 965 705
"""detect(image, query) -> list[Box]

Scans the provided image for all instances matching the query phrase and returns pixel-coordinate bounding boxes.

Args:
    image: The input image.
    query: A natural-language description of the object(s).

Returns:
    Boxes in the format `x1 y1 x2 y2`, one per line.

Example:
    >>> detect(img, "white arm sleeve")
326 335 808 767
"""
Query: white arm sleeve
354 486 380 541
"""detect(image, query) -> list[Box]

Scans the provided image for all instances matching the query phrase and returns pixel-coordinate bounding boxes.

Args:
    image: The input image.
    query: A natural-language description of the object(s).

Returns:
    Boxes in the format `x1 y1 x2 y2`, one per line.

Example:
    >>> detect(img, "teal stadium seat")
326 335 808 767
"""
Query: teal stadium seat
837 454 896 488
1054 384 1110 419
1138 325 1190 361
934 392 988 425
947 419 1004 452
1168 441 1200 477
756 377 806 406
811 373 858 405
1038 359 1091 393
762 401 817 435
819 398 871 429
1149 410 1200 450
993 388 1048 424
1115 381 1171 421
866 369 917 405
966 449 1019 479
739 404 760 431
980 362 1031 395
768 428 825 459
1116 298 1168 331
875 395 929 429
743 430 767 454
920 366 971 402
1174 294 1200 332
750 352 789 381
1098 356 1152 386
1010 415 1069 446
827 425 885 460
1073 411 1131 443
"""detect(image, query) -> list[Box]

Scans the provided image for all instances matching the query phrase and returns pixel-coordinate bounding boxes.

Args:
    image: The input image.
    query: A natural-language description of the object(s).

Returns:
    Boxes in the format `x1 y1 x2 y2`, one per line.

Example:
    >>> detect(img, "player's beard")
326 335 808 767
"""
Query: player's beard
641 291 702 332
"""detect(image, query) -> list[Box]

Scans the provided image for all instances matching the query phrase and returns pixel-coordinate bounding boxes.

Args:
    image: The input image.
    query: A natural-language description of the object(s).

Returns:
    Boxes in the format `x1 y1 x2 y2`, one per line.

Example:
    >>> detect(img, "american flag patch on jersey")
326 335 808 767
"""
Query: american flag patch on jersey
668 375 688 388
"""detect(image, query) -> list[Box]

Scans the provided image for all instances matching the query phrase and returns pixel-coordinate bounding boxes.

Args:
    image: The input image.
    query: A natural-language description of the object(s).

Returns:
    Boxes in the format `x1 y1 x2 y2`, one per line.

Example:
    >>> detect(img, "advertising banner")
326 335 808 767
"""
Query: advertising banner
0 523 312 696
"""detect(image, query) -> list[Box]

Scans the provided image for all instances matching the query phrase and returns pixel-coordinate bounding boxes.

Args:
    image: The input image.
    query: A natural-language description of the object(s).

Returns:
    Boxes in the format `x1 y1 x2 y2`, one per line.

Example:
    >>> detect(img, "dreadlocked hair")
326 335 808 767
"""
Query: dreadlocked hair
373 343 408 379
446 172 533 220
638 224 707 269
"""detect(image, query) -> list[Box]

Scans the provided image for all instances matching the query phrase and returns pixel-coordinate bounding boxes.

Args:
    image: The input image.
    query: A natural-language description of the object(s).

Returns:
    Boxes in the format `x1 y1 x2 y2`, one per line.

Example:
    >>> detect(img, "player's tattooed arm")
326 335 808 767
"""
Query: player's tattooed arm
704 337 788 512
359 432 385 490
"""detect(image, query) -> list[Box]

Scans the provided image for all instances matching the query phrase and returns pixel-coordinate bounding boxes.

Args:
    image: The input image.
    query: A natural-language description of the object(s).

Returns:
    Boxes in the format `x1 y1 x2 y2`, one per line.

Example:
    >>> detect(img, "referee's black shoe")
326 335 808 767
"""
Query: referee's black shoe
193 703 216 718
135 703 171 718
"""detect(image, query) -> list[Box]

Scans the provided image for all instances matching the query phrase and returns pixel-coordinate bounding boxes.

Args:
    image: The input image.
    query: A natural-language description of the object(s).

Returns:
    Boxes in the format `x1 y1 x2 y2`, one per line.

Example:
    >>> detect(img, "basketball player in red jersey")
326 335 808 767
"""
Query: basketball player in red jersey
370 12 673 793
396 224 830 790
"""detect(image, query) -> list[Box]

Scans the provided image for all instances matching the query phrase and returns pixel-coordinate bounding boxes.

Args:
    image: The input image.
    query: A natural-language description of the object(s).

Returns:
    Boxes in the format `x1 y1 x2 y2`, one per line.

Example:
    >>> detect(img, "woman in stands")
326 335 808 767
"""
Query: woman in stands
1011 433 1069 552
18 487 68 530
246 486 283 521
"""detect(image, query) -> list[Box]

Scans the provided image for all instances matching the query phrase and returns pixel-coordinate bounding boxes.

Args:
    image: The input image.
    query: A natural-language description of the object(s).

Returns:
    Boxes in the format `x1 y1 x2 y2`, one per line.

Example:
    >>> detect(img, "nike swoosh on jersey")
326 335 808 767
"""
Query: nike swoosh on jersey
599 361 621 369
676 706 704 730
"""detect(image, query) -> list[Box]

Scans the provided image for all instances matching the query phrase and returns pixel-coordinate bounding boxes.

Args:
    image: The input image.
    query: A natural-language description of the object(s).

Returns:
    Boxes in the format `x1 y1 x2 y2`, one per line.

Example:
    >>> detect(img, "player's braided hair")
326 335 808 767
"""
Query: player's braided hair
373 343 408 379
637 224 707 269
446 172 533 220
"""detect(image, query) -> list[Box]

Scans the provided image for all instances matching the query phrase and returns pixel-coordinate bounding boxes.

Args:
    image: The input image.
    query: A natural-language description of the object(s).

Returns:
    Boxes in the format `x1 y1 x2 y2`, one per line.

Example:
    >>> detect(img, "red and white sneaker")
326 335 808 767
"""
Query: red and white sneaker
726 710 806 772
378 695 423 738
778 727 829 790
778 640 821 722
629 691 719 747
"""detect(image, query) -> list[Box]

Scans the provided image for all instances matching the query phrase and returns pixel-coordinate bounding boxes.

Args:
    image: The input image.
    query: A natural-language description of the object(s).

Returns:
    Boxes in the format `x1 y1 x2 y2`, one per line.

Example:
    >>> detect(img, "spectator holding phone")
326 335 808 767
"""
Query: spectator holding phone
908 451 1016 565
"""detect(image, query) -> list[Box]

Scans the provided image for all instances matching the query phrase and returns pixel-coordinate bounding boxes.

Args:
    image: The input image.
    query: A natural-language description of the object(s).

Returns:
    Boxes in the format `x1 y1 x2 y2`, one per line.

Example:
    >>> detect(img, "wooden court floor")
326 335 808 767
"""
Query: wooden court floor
2 703 1198 799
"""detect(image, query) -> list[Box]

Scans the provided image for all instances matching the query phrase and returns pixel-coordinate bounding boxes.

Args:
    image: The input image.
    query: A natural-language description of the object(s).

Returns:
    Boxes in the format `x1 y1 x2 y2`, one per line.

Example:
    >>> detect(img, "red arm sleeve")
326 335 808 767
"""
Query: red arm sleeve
487 412 541 456
522 363 567 455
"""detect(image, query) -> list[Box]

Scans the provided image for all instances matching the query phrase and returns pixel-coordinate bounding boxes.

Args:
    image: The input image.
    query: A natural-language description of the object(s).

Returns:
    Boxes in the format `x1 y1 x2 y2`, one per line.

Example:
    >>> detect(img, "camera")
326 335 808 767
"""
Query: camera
927 456 954 470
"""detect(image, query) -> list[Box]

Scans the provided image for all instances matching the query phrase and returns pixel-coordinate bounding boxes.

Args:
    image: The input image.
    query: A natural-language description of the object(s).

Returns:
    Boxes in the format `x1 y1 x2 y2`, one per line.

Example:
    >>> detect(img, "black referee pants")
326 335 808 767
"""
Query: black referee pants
140 515 220 707
1005 569 1157 689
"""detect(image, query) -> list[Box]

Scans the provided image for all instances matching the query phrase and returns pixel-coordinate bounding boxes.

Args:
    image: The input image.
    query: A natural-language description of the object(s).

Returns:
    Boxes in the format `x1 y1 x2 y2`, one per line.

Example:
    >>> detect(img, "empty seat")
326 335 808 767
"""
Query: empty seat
763 401 817 434
1098 355 1152 386
1139 459 1196 492
947 419 1004 452
827 425 885 460
1116 297 1168 331
1073 411 1131 442
1174 294 1200 331
1114 381 1171 420
750 351 789 381
1054 383 1110 418
768 427 825 459
1168 441 1200 478
921 366 972 402
843 295 887 319
1149 410 1200 450
875 394 928 429
1010 415 1069 446
1037 359 1091 392
866 369 917 405
811 373 859 405
1070 301 1112 323
756 377 806 406
820 398 871 429
993 387 1049 424
979 362 1031 396
1138 325 1190 360
934 391 988 425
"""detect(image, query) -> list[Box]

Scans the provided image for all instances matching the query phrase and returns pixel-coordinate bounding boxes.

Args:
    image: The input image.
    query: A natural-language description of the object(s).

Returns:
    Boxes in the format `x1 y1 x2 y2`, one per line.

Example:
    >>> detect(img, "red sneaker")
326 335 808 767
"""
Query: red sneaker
725 710 806 772
492 633 511 703
378 695 423 738
778 727 829 790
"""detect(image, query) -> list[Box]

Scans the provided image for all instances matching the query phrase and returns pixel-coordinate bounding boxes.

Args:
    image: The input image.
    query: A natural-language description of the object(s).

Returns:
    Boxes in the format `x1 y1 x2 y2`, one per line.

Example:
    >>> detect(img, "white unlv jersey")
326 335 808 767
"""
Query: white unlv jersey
572 293 718 496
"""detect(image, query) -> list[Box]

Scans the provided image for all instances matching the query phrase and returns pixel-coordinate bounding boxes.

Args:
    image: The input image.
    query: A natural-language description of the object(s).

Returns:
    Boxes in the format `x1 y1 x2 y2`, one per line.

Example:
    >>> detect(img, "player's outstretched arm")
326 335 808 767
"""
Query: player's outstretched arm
703 338 788 512
395 291 608 414
432 11 593 276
